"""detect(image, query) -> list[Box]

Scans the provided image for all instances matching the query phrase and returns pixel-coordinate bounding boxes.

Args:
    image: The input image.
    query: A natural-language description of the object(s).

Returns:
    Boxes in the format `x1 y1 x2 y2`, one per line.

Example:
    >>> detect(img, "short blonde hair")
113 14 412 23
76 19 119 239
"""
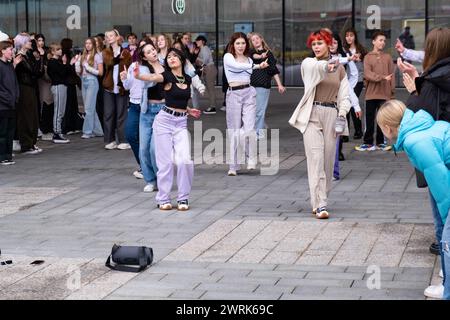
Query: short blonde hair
377 99 407 128
49 43 61 53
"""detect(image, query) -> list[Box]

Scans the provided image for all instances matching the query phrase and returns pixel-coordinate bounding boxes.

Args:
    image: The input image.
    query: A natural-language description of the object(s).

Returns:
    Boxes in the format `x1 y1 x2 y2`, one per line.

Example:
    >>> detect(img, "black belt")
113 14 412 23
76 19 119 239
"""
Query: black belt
229 84 251 91
313 101 337 108
163 106 187 117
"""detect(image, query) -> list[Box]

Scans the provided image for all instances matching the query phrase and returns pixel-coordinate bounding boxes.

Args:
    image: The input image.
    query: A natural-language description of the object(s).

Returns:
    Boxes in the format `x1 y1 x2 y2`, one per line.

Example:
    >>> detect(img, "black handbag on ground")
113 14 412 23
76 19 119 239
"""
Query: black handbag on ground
105 244 153 273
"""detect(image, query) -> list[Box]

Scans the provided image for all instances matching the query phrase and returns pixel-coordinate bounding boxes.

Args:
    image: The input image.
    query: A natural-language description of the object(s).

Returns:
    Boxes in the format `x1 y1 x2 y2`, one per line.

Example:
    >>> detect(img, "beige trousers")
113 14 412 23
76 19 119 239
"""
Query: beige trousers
302 105 338 210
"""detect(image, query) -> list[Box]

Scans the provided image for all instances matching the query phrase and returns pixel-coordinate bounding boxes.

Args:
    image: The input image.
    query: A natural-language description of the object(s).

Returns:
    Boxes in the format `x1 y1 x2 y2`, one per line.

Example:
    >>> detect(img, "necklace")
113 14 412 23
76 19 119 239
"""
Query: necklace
175 74 185 85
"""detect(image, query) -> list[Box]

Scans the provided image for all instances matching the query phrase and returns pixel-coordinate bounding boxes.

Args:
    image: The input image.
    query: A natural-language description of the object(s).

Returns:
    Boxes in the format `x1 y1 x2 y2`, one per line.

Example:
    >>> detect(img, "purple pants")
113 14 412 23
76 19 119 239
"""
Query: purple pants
152 110 194 204
226 86 257 171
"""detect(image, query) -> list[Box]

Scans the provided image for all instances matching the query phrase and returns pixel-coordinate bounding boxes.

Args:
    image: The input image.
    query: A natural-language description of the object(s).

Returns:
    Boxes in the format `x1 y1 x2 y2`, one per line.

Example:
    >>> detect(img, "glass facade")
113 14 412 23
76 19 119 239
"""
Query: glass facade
1 0 449 86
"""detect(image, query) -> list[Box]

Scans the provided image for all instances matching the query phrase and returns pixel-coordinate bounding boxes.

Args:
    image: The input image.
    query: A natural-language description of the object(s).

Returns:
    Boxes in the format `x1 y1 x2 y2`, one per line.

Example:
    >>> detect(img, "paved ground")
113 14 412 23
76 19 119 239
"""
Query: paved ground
0 88 442 300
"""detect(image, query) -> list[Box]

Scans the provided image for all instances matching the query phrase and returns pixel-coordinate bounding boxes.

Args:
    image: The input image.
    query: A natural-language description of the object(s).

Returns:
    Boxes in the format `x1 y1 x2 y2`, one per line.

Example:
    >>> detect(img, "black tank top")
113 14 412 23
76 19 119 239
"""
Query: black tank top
162 71 191 110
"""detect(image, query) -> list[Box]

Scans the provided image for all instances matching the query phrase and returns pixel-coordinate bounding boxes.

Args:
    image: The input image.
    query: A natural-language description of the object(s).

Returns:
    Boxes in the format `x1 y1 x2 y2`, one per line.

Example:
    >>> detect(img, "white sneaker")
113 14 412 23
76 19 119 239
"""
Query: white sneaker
143 184 156 193
37 129 43 138
133 169 144 179
439 269 444 278
220 106 226 112
41 133 53 141
424 284 444 299
228 170 237 176
117 143 131 150
33 145 43 153
247 163 257 171
81 134 93 139
13 140 21 152
105 142 118 150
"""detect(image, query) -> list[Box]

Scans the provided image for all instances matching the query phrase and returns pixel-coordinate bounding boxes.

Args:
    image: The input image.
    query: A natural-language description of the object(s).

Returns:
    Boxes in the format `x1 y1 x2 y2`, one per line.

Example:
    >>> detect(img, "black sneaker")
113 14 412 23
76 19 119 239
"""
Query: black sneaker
0 159 16 166
430 242 440 255
203 107 217 115
53 134 70 144
177 200 189 211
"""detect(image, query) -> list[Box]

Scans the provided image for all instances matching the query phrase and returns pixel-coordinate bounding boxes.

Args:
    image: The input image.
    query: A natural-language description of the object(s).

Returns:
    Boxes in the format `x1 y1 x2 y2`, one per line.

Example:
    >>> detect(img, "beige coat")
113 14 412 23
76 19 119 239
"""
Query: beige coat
289 57 352 135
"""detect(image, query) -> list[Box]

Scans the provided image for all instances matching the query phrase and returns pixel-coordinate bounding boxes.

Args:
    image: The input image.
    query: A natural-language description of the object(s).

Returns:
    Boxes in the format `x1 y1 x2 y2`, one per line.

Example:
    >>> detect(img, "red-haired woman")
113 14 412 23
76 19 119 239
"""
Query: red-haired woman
223 32 269 176
289 29 351 219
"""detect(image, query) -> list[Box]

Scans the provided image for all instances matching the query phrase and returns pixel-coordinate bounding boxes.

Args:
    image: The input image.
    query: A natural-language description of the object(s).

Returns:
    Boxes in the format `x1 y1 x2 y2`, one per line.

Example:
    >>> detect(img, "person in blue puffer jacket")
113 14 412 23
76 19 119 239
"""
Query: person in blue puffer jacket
377 99 450 300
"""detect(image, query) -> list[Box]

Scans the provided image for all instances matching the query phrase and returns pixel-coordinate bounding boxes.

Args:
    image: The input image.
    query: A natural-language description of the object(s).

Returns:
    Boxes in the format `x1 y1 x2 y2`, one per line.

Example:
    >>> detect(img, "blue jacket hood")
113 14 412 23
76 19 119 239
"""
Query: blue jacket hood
394 109 435 152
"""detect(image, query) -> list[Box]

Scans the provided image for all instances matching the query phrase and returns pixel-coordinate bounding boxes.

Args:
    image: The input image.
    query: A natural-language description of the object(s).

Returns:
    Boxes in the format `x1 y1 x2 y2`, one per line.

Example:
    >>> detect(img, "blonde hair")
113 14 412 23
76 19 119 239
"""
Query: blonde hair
81 37 97 73
377 99 407 129
249 33 271 51
157 34 172 51
49 43 61 54
105 29 120 48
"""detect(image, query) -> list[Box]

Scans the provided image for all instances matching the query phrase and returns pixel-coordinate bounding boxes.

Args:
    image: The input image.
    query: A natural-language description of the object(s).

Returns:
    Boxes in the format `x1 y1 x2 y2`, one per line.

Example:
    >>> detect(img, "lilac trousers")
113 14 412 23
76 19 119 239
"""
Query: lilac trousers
152 110 194 204
226 86 257 171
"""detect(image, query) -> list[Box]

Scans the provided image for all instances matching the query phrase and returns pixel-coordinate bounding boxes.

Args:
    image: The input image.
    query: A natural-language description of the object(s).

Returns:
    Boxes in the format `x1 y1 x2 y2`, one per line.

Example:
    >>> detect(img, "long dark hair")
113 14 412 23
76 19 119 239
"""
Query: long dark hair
137 39 156 72
343 27 367 59
331 32 346 57
227 32 250 57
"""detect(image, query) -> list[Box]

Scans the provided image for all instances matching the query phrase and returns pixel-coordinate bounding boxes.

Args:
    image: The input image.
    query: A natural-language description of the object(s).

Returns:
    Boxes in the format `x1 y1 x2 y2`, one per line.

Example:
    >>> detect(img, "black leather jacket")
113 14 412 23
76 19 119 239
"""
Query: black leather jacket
15 51 44 88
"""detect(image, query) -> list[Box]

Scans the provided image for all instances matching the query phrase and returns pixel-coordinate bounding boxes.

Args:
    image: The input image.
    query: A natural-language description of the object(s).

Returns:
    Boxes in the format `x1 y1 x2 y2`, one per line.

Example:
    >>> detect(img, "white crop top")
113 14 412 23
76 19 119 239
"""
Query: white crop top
223 53 254 83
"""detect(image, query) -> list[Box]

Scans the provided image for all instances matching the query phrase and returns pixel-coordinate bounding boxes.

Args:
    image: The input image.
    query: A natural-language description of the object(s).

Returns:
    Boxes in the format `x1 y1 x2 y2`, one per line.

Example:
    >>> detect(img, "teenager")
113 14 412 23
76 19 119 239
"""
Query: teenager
135 48 201 211
355 31 395 152
289 29 351 219
75 37 104 139
102 29 132 150
157 34 172 65
0 40 21 165
14 33 44 154
47 43 77 144
249 32 286 139
377 100 449 300
126 33 139 62
343 28 367 139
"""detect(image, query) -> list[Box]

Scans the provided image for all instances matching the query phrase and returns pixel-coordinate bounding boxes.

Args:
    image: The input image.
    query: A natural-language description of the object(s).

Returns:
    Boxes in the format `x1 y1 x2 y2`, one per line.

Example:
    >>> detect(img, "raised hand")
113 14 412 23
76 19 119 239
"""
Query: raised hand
397 58 419 80
384 73 393 81
403 73 417 94
395 39 405 54
13 55 23 68
133 64 140 79
259 59 269 69
120 65 128 81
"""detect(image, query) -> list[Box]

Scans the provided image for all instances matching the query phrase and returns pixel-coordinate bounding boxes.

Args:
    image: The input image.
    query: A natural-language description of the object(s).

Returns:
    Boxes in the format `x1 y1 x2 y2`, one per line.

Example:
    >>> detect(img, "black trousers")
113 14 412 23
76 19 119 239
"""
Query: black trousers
347 82 364 136
17 85 39 151
103 91 128 144
40 102 54 134
364 99 386 145
0 114 16 161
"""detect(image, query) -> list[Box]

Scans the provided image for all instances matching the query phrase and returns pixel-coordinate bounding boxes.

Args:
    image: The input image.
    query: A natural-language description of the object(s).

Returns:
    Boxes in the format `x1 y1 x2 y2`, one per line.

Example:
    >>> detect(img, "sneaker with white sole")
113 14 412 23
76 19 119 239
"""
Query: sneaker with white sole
203 107 217 115
105 142 118 150
53 134 70 144
143 184 156 193
228 170 237 176
177 200 189 211
220 106 226 112
424 284 444 299
81 134 93 139
316 207 329 219
117 143 131 150
41 133 54 141
133 169 144 179
0 160 16 166
439 269 444 278
377 143 393 151
22 148 40 155
158 203 173 211
247 163 257 171
355 144 376 151
33 145 43 153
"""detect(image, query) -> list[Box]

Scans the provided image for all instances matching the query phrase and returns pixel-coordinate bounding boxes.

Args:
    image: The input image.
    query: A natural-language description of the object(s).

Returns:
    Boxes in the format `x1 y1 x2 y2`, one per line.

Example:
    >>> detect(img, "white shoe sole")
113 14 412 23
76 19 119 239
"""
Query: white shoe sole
53 141 70 144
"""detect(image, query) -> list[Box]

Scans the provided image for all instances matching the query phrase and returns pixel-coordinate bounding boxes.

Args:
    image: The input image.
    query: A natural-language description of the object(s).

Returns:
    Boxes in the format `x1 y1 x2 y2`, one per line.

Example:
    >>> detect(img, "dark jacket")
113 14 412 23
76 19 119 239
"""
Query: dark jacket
0 59 20 114
47 58 73 86
407 57 450 122
102 47 132 96
15 51 44 88
250 49 280 89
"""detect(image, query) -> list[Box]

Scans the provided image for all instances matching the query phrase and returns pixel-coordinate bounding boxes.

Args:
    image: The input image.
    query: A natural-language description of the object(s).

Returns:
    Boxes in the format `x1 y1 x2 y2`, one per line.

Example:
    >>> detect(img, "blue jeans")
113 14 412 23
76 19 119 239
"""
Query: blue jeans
430 191 449 299
140 103 164 185
125 103 141 165
81 77 103 136
255 87 271 136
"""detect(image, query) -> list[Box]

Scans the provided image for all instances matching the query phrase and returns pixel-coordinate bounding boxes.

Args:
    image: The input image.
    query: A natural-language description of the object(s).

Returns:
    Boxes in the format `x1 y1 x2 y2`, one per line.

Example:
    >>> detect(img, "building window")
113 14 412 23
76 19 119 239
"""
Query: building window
285 0 352 86
218 0 283 85
429 0 450 29
0 0 27 37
